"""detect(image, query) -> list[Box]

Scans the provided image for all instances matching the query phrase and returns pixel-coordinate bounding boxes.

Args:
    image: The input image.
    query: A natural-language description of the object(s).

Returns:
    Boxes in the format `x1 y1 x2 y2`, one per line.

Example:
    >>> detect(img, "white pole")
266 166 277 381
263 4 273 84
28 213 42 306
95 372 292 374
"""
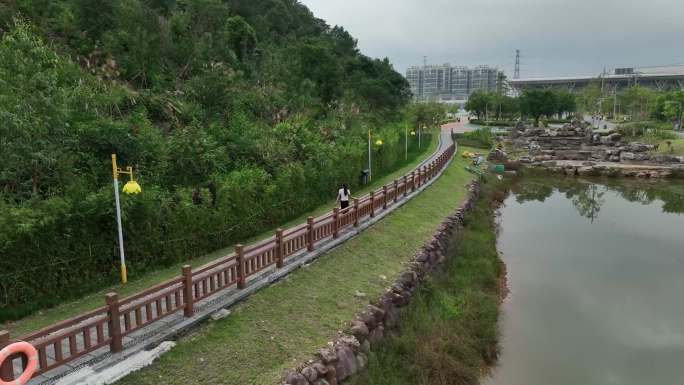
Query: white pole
113 177 128 284
419 125 422 149
405 124 408 160
368 128 372 182
112 154 128 284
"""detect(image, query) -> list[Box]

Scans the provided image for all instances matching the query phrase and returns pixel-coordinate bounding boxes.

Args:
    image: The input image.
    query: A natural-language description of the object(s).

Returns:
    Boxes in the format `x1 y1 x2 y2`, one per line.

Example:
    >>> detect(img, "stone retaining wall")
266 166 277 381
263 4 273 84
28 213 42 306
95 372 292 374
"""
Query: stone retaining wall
282 181 482 385
531 162 684 179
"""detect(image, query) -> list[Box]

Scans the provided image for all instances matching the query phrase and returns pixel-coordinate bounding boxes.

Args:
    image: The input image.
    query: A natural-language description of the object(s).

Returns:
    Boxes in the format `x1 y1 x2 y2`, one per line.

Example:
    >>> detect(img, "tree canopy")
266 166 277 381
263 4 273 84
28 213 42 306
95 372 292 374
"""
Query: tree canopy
0 1 425 320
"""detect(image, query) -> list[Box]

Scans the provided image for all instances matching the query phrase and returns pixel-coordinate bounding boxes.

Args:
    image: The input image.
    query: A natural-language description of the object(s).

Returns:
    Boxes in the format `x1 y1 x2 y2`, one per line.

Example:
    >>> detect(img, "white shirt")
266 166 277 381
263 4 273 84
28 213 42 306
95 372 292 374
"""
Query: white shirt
338 188 351 202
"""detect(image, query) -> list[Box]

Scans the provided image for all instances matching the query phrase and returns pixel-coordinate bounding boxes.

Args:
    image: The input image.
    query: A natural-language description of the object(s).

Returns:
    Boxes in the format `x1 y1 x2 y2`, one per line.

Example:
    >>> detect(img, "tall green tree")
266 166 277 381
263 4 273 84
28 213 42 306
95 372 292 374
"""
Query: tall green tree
555 90 577 118
519 89 558 125
465 90 493 119
619 86 656 121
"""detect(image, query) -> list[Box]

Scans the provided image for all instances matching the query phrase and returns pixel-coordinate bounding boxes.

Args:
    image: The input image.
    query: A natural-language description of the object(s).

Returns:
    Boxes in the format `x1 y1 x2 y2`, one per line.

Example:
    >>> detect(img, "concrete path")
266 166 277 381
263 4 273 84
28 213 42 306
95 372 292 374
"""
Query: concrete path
22 123 460 385
442 115 474 134
584 114 617 130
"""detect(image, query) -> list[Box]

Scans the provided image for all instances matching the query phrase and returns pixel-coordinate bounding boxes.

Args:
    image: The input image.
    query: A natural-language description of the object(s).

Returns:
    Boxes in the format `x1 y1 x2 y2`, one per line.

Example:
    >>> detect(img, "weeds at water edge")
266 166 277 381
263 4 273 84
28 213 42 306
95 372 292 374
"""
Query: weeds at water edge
350 182 505 385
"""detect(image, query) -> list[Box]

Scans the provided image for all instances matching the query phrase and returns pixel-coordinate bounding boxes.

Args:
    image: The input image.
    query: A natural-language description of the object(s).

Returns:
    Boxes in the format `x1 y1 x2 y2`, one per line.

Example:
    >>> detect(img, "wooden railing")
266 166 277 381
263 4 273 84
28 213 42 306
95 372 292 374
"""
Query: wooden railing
0 143 456 382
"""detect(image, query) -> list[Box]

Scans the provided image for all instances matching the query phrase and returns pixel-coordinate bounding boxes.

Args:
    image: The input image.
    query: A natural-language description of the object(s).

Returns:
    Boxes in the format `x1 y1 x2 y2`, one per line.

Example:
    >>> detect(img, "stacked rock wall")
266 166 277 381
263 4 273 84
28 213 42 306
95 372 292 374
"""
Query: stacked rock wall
282 181 482 385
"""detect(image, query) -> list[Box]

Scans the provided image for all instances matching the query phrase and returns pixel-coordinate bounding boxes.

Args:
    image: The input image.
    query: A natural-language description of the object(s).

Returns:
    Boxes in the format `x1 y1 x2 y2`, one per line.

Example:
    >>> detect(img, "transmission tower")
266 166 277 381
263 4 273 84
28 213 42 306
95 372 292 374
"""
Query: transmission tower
514 49 520 79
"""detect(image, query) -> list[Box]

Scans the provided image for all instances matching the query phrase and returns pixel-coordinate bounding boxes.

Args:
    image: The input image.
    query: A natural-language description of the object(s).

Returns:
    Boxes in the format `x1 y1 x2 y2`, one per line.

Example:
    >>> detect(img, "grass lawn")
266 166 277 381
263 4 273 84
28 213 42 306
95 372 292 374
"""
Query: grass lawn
349 181 503 385
2 132 440 338
115 147 474 385
651 138 684 156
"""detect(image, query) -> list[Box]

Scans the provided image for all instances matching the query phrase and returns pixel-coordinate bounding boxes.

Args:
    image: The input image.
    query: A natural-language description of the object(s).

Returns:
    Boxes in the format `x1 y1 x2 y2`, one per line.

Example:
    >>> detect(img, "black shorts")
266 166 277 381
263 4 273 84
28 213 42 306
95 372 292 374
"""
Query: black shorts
341 200 350 209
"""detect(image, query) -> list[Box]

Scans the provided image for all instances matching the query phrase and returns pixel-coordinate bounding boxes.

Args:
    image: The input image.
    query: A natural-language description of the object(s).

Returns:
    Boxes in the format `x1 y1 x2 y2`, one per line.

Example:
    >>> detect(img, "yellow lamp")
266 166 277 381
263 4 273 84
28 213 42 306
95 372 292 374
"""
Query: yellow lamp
410 131 416 136
123 180 142 195
375 139 384 146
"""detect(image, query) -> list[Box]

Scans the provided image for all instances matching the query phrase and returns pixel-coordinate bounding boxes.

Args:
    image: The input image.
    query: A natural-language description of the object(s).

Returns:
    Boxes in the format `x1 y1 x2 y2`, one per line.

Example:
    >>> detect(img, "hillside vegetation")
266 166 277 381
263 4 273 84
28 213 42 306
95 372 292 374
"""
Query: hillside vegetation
0 0 442 321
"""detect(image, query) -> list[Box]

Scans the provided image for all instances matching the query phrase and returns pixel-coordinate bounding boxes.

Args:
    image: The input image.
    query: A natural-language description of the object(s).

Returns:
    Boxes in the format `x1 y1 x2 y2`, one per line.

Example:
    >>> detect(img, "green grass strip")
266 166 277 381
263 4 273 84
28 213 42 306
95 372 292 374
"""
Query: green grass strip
116 147 474 385
350 182 503 385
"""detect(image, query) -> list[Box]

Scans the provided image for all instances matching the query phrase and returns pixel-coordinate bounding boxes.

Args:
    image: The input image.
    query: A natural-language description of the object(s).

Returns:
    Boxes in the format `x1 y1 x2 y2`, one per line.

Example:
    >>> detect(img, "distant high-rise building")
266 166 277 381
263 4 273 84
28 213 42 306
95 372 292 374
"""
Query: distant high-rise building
470 65 500 93
406 64 505 102
450 66 470 99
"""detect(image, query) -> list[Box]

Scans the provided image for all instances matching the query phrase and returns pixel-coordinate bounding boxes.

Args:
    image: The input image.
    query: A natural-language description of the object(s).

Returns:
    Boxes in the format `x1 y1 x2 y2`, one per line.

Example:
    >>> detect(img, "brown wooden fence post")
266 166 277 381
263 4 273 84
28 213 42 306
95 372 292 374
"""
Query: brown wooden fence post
307 217 315 251
383 186 388 209
370 191 376 217
236 244 246 289
353 198 360 227
105 293 123 353
411 171 416 192
332 208 340 238
275 229 284 268
403 175 408 197
0 330 14 381
182 265 194 317
393 180 399 203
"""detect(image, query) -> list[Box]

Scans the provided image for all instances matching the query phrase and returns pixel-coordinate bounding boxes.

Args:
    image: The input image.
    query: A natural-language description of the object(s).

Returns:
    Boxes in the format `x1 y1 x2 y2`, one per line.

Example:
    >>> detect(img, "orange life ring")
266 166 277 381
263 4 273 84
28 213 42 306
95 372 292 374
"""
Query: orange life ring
0 341 38 385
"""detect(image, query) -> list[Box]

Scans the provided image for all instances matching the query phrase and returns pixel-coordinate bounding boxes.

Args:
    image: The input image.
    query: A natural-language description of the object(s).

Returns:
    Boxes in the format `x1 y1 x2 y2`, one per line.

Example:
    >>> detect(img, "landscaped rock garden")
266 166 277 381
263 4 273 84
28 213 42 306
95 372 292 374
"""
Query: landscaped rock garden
508 120 684 178
511 119 683 164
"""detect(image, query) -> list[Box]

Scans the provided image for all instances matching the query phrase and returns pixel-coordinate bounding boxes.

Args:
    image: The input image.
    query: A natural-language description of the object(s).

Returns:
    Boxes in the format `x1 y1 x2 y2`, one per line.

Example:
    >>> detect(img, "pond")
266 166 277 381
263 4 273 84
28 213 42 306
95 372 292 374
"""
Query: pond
486 177 684 385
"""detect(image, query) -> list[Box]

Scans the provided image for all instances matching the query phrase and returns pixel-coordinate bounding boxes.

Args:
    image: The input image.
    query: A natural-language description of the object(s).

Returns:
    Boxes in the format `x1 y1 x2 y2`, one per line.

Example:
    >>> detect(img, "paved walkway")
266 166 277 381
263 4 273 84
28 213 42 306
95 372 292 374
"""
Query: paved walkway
584 114 620 130
442 115 475 134
19 123 460 385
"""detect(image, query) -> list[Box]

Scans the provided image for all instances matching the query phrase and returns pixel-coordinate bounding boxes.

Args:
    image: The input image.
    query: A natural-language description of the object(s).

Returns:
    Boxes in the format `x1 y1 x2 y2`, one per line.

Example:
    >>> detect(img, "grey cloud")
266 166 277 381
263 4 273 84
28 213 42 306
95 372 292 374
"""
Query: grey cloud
300 0 684 78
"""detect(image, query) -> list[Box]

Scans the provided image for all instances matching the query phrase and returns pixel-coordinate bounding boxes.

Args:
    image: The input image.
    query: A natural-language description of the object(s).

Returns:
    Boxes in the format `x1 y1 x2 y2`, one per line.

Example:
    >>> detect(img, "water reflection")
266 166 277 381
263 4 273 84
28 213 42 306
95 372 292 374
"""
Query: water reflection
487 177 684 385
511 178 684 222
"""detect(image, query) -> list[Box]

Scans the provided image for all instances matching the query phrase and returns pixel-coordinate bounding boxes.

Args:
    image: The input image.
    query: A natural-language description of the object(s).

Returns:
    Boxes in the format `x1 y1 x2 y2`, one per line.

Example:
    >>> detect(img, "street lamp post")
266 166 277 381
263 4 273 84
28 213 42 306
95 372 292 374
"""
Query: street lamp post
419 125 421 149
368 127 372 182
111 154 142 285
405 123 408 160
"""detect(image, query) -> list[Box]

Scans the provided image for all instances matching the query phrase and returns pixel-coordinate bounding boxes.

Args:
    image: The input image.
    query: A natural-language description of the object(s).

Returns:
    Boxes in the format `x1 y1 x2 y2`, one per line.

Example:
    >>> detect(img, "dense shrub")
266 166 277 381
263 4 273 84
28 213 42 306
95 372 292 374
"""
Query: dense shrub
0 3 443 321
456 128 495 149
469 119 519 127
618 122 679 140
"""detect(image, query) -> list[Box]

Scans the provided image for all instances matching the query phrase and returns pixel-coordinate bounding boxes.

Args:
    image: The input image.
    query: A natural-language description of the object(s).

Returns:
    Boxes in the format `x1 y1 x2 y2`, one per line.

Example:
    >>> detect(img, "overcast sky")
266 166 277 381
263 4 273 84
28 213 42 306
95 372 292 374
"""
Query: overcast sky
299 0 684 79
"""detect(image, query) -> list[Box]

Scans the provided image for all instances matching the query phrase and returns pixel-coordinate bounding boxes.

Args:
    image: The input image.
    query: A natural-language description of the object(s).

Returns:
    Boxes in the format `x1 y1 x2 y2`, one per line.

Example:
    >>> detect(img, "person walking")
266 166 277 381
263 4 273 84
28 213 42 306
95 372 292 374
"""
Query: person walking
337 184 351 211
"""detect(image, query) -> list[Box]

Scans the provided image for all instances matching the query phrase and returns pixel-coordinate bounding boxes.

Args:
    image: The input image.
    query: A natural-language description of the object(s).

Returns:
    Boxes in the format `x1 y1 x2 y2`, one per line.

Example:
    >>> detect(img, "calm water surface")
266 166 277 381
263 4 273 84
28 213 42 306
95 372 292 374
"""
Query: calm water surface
486 178 684 385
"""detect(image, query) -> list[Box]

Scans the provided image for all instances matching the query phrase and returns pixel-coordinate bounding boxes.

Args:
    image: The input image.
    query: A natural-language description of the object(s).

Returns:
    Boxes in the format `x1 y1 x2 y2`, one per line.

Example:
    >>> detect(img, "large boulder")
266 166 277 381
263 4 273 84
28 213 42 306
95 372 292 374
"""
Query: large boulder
524 128 546 137
651 154 680 164
620 152 636 162
488 148 508 162
625 143 654 153
511 120 526 138
285 371 310 385
318 347 338 365
334 344 358 382
302 366 320 382
349 320 369 342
